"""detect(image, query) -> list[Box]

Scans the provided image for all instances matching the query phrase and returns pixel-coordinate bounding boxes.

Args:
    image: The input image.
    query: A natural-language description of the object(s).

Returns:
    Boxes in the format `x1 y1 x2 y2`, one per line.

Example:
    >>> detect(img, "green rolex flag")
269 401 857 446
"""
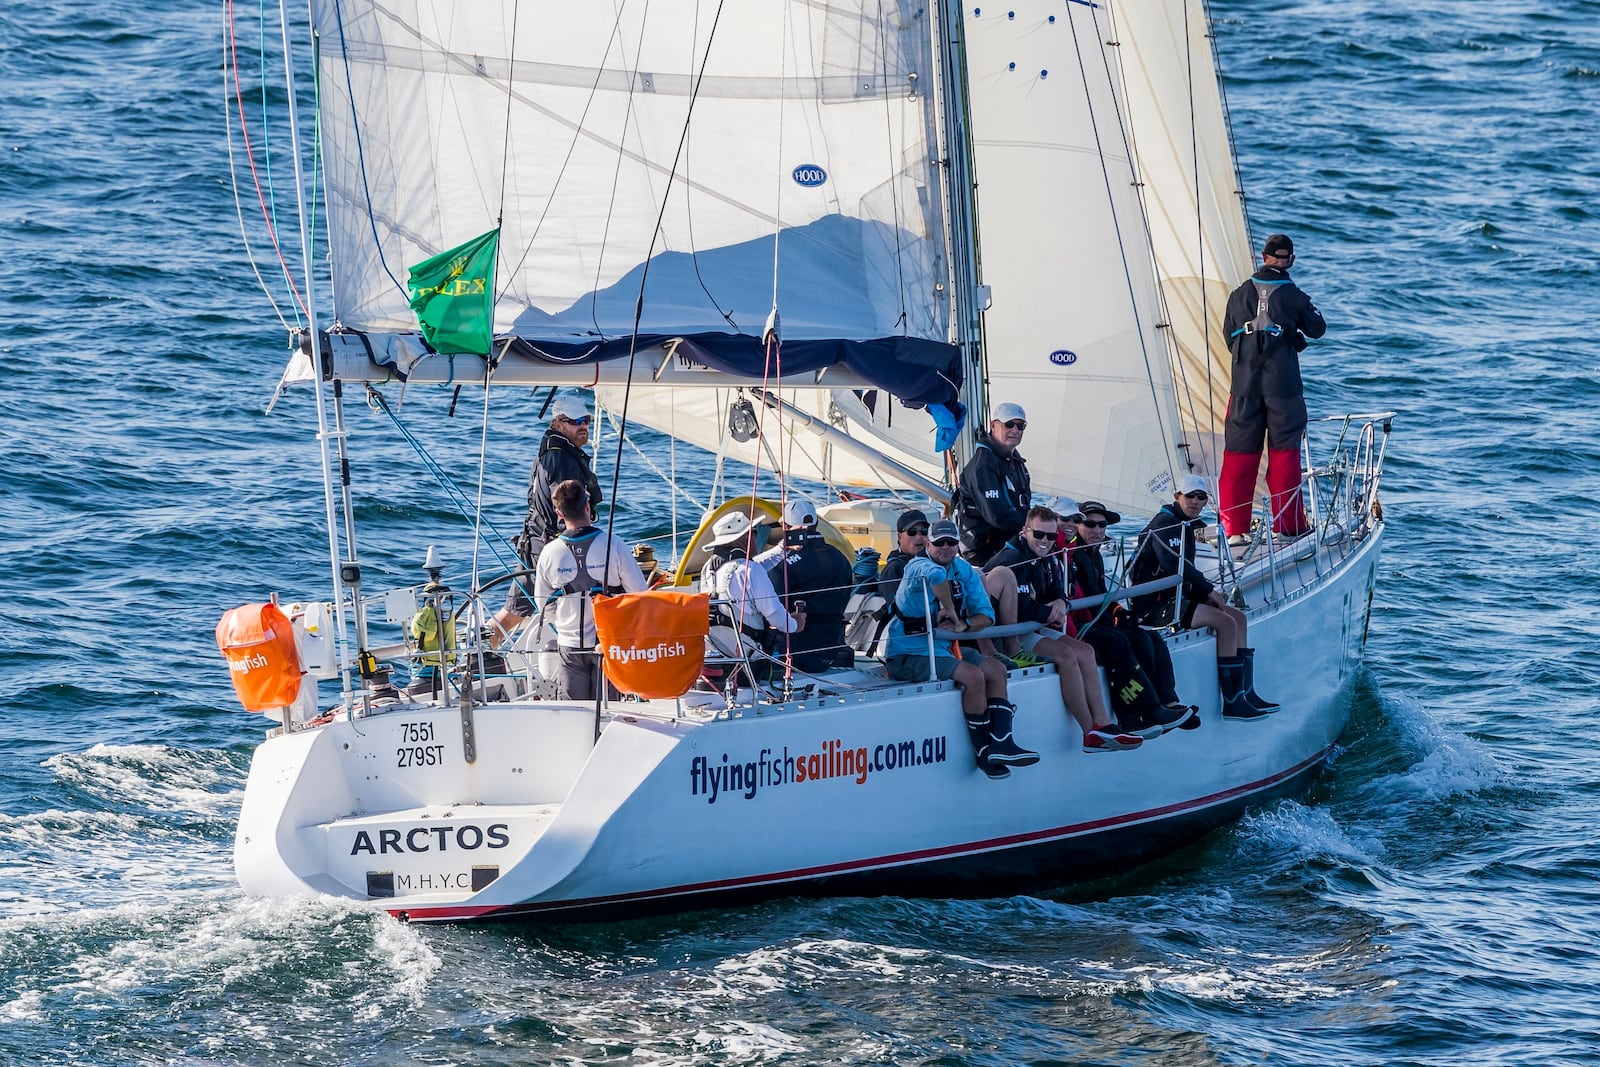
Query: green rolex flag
407 227 500 355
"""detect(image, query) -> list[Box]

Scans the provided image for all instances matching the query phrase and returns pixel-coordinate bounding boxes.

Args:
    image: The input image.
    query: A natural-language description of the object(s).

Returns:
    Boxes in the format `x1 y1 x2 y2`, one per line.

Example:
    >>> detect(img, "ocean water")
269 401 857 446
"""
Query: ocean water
3 1 1598 1064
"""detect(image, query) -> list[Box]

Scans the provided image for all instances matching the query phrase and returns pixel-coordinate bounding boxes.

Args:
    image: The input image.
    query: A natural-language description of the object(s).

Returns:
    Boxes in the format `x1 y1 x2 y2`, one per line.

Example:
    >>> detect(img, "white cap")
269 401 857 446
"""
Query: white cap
782 496 818 527
707 510 756 547
991 402 1027 424
1175 473 1209 496
549 393 590 422
1051 496 1082 521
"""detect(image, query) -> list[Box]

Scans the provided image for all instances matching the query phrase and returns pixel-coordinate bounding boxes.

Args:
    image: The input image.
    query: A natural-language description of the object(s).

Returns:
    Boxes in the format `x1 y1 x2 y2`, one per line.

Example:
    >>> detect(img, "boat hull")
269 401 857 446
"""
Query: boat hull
235 525 1382 923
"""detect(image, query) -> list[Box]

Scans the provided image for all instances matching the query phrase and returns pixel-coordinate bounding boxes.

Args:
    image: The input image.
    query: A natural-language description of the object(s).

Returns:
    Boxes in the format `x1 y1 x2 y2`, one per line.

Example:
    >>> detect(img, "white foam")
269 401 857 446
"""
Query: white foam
1367 691 1503 803
45 743 241 817
1236 799 1385 867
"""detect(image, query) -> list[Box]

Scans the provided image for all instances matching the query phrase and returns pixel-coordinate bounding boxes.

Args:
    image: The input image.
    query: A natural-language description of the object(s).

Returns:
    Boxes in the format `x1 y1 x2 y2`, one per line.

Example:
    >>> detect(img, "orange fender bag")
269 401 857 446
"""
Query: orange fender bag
591 591 710 699
217 602 303 712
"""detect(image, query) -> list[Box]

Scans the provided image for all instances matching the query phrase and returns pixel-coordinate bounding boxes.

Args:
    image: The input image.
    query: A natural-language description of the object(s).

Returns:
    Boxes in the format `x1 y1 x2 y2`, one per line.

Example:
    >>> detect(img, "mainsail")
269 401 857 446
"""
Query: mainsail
301 0 1255 512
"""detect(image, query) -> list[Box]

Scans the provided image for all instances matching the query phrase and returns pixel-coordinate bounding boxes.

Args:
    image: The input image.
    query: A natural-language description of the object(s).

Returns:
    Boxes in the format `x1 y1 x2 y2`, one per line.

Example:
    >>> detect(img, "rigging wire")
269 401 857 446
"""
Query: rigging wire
1069 3 1181 486
254 0 296 307
600 0 729 582
224 7 292 332
330 0 409 302
1100 1 1209 478
364 386 521 573
496 3 634 302
224 0 309 321
1184 0 1217 472
588 0 649 336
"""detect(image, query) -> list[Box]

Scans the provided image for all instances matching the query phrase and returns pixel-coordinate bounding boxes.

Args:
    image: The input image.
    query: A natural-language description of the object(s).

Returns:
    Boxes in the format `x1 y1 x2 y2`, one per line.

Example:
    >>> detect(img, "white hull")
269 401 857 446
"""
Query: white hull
235 526 1383 923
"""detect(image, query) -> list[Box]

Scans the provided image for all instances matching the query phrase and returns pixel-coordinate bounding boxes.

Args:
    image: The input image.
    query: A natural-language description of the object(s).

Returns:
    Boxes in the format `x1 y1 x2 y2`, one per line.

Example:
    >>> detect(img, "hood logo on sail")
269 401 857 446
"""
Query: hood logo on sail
1049 350 1078 366
792 165 828 188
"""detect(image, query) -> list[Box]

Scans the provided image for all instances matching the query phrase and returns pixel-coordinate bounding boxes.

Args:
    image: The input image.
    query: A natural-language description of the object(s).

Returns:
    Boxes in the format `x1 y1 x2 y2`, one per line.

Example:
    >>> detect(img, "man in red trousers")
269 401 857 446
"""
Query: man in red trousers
1218 233 1326 545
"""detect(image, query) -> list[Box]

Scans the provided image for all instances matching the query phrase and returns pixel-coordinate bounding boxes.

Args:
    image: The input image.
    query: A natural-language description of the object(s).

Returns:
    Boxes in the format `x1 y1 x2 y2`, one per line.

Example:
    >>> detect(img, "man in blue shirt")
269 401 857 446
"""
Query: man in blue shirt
885 519 1038 779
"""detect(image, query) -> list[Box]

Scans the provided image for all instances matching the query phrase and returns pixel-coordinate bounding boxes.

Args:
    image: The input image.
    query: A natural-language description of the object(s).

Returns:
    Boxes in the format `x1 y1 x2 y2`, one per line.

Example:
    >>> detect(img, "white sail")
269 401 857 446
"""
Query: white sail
312 0 949 349
1110 0 1254 480
962 0 1248 516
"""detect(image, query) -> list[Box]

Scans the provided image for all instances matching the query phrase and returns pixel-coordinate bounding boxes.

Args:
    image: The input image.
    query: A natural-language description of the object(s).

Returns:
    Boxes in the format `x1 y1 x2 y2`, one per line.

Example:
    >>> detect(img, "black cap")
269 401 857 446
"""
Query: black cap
1263 233 1294 257
1076 500 1122 525
896 508 930 532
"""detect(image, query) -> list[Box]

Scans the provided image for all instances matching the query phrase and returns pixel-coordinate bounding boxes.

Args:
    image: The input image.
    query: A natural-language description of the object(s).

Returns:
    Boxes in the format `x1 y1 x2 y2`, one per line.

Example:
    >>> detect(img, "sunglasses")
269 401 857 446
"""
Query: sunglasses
905 525 929 536
561 415 592 426
1181 491 1208 501
1079 519 1108 528
929 537 959 547
1027 529 1056 541
1001 419 1027 431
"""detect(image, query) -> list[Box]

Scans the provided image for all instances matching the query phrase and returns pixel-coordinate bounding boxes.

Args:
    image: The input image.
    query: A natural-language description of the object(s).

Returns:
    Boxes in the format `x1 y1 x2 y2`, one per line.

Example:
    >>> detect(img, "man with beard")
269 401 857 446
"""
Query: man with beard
494 393 604 639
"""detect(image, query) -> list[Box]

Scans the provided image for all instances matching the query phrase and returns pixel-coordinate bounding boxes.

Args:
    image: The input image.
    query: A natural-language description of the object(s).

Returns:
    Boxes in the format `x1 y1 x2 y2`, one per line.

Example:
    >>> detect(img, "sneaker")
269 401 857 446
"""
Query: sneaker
1226 533 1252 547
990 652 1022 671
1150 703 1196 732
1083 727 1143 752
1009 650 1046 668
1120 721 1164 741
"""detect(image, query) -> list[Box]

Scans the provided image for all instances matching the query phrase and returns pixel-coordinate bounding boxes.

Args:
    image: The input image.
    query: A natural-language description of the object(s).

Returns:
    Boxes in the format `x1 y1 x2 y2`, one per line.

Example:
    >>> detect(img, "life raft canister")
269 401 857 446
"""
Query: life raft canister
216 602 303 713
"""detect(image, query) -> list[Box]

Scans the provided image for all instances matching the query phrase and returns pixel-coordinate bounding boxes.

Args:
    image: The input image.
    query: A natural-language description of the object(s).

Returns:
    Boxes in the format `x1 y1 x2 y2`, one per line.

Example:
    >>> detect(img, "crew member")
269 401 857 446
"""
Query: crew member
981 507 1147 751
758 496 853 673
495 393 604 639
955 402 1032 564
1129 475 1278 720
884 519 1039 779
1065 501 1195 733
1219 233 1327 544
703 509 805 657
533 479 649 700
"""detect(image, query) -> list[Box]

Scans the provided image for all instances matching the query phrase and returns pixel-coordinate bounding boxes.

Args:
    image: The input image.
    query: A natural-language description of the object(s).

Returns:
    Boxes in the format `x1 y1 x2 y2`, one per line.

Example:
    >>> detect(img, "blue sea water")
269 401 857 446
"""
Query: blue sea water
3 0 1599 1063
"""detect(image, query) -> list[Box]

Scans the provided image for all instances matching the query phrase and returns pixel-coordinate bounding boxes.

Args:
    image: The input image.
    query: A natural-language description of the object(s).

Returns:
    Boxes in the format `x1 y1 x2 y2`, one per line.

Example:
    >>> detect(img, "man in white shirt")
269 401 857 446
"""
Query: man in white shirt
534 479 649 700
704 509 805 652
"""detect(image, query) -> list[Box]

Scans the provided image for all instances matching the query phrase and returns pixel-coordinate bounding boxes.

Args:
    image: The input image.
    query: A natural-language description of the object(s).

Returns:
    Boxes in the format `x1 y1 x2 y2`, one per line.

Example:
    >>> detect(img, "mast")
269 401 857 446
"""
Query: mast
933 0 989 473
279 0 361 708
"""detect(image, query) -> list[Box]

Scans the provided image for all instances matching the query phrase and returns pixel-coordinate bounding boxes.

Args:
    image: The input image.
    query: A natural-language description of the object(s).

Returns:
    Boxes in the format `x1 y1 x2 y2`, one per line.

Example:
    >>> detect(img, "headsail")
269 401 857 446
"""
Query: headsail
962 0 1249 517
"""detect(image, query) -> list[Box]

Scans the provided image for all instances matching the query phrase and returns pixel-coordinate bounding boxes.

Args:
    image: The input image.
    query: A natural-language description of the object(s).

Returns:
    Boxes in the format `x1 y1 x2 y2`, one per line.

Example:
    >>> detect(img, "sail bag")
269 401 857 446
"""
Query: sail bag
216 602 303 713
591 591 710 699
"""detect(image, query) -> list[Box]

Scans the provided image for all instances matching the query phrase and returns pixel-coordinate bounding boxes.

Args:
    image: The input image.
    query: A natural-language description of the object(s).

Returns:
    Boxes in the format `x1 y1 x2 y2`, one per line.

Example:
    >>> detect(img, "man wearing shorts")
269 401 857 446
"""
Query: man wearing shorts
884 519 1037 779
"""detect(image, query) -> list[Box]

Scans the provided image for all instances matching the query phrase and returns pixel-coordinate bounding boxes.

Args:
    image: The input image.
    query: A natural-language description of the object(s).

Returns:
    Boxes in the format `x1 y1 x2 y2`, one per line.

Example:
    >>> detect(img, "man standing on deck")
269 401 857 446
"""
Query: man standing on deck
494 393 604 639
954 402 1032 564
1219 234 1327 546
534 480 649 700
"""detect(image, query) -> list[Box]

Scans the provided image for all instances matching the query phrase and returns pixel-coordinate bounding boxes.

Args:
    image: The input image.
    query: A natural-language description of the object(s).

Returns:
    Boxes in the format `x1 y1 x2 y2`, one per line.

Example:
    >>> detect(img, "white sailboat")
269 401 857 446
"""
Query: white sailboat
224 0 1391 922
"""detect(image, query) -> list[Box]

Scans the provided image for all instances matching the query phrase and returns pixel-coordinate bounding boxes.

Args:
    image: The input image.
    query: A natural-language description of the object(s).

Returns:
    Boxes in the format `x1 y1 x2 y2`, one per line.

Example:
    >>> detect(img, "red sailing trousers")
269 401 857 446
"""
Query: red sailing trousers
1219 396 1310 538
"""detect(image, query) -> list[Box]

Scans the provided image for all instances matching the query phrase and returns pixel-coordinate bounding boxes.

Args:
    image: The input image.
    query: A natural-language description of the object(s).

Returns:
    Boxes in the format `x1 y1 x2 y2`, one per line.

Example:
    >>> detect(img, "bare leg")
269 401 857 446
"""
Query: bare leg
1191 604 1239 658
1036 636 1096 736
982 568 1021 655
1061 636 1112 726
977 655 1009 702
952 660 987 720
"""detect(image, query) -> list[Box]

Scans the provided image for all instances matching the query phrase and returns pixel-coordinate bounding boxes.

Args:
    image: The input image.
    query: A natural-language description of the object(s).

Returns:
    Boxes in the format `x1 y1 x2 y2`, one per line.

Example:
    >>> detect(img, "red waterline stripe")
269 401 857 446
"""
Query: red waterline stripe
396 745 1335 922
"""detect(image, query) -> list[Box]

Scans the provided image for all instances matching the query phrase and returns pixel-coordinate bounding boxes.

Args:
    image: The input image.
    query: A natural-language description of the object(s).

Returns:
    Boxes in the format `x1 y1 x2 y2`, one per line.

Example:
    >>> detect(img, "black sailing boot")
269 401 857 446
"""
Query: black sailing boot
1237 647 1281 710
965 714 1010 779
1117 669 1191 736
1219 657 1271 720
985 701 1040 767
